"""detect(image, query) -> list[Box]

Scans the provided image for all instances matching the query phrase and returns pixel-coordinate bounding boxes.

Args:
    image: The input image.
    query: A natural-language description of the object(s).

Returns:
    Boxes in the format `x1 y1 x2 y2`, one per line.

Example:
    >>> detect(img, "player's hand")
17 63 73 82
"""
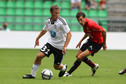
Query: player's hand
62 47 67 55
103 43 107 50
34 40 39 48
76 42 81 48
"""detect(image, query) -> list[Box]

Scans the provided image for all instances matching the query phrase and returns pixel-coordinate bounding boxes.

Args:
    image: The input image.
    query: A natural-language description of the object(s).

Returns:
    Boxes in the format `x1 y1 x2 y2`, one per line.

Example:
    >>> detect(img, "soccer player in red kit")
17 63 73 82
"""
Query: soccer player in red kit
63 12 107 77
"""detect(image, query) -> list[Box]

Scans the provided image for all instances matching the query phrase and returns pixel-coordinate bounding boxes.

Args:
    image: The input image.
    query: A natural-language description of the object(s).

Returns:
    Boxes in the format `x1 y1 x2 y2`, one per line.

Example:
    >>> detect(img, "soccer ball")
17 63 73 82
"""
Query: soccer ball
41 69 53 80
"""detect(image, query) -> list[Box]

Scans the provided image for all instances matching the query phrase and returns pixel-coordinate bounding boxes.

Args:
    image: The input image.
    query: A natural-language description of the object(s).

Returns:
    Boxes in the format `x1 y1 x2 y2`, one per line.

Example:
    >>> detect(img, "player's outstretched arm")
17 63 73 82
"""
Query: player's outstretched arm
34 30 47 48
102 29 107 50
62 31 72 54
76 34 88 48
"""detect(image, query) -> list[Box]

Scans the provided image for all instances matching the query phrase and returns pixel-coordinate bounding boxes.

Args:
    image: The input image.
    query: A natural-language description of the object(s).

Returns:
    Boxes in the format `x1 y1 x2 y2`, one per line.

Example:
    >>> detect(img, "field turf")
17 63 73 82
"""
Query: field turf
0 49 126 84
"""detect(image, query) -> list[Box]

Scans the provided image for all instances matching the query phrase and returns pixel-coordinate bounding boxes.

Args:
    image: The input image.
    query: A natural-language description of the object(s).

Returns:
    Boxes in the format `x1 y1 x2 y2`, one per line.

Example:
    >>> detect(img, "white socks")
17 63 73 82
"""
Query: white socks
31 64 66 77
31 64 40 77
61 64 66 71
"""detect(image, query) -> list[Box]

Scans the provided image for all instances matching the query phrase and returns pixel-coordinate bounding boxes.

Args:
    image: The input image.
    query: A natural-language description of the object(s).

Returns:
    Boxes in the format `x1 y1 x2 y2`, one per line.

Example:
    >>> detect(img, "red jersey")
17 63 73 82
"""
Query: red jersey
83 18 104 44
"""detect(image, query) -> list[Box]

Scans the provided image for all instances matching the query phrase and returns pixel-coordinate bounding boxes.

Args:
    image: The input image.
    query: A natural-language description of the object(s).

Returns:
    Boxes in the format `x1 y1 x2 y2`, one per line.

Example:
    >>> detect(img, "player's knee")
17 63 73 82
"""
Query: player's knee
76 55 82 61
36 54 43 60
76 54 79 58
77 56 83 61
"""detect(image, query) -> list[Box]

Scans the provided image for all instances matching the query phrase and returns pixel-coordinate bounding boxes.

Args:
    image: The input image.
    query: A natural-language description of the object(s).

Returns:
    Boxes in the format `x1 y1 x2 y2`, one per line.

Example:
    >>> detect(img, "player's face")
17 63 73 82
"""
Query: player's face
51 9 60 21
77 16 86 26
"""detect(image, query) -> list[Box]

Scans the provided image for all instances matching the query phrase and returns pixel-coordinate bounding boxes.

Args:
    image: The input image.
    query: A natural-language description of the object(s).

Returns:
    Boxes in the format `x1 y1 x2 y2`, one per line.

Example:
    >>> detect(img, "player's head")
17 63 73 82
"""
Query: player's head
3 22 8 28
76 12 86 26
50 5 60 21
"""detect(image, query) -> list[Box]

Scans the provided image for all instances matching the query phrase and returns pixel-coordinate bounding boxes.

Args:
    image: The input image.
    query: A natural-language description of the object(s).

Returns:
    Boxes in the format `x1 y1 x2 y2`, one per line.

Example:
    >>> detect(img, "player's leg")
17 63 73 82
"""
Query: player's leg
52 47 67 77
64 60 81 77
23 43 51 79
82 57 95 68
64 49 91 77
54 64 65 70
66 50 82 75
23 52 46 79
64 39 91 76
31 52 46 77
65 47 99 77
34 52 46 64
82 57 99 76
80 39 95 68
54 63 67 77
82 42 103 76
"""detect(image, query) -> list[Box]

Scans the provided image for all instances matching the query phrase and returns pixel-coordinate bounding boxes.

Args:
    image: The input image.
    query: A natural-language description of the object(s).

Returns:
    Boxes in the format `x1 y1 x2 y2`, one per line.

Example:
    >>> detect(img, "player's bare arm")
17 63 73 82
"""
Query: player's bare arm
76 34 88 48
34 30 47 48
102 29 107 50
62 31 72 54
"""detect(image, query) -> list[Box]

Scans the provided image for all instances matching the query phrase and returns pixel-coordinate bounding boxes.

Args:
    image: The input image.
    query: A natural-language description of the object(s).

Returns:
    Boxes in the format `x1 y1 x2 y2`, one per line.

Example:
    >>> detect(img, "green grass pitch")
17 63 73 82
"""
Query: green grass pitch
0 49 126 84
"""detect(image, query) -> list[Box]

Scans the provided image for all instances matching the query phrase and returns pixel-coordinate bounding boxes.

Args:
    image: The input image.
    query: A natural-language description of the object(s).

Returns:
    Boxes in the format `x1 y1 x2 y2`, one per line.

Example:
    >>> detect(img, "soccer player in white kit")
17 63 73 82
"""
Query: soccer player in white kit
23 5 72 79
71 0 81 10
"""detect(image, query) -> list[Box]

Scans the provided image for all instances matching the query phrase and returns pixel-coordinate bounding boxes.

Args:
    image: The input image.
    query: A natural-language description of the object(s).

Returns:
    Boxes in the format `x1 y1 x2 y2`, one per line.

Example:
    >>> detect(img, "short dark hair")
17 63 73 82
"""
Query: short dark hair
76 12 86 19
50 5 60 12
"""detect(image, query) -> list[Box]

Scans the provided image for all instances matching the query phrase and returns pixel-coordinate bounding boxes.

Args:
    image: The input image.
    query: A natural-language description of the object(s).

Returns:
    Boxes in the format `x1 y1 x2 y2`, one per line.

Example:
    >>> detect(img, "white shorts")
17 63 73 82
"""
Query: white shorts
71 0 81 3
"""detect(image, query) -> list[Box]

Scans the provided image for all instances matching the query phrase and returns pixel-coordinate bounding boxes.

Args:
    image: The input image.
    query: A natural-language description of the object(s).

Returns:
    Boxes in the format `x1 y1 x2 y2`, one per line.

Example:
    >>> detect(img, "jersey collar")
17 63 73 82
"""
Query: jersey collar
84 18 88 27
50 17 58 24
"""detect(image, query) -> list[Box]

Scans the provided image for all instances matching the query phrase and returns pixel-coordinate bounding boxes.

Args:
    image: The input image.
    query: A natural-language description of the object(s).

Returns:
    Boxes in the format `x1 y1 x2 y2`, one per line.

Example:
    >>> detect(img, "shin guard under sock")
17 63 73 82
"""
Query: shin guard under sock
68 60 81 74
82 57 95 68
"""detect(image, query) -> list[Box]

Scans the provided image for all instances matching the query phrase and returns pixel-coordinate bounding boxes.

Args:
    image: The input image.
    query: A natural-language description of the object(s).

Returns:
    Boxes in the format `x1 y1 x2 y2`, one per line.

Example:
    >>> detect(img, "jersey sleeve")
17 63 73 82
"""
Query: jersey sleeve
62 24 70 33
43 20 48 31
60 18 70 33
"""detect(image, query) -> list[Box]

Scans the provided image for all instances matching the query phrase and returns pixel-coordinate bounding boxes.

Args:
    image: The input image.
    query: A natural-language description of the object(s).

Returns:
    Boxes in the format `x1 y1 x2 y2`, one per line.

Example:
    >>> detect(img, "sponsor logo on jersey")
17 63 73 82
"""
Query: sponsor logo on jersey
50 30 56 38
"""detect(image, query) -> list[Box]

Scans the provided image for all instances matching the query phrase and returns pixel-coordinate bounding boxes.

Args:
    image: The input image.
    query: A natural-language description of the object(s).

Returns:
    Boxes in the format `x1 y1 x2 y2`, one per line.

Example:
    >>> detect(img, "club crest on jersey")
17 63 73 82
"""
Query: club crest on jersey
54 25 57 29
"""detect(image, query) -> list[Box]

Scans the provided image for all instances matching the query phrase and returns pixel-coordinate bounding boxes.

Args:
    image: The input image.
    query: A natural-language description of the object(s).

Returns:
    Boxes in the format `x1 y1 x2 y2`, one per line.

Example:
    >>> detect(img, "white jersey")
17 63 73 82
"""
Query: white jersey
43 17 70 50
71 0 81 3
